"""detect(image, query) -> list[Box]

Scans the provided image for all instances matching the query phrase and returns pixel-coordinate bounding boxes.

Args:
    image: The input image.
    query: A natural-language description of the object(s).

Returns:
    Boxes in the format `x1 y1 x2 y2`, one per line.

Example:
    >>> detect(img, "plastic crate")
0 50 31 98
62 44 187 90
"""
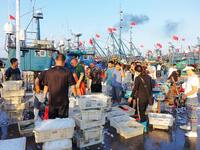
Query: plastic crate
83 126 103 141
3 103 25 111
18 119 35 136
43 139 72 150
0 137 26 150
116 121 144 139
74 115 105 130
78 96 105 109
34 118 75 143
119 105 135 116
2 80 23 91
109 115 133 129
148 113 174 127
1 89 25 98
3 97 23 105
106 109 127 120
81 109 104 121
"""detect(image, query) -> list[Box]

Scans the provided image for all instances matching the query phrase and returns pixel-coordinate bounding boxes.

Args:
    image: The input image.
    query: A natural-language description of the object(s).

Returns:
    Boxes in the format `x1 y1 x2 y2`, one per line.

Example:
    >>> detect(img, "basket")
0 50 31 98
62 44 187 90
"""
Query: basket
119 105 135 116
3 103 25 111
43 139 72 150
106 109 127 120
1 89 25 98
34 118 75 143
109 115 132 129
148 113 174 127
2 80 23 91
81 109 104 121
74 115 105 130
18 120 35 136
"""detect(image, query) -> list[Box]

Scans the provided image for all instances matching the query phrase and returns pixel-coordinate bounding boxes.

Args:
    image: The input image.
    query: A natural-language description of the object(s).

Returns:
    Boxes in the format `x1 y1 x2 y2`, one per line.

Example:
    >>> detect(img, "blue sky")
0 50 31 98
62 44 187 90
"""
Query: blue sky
0 0 200 57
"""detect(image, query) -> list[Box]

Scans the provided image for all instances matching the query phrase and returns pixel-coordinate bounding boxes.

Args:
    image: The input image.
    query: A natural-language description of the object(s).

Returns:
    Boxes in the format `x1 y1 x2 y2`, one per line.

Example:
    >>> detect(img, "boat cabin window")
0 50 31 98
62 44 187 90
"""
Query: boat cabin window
35 50 46 57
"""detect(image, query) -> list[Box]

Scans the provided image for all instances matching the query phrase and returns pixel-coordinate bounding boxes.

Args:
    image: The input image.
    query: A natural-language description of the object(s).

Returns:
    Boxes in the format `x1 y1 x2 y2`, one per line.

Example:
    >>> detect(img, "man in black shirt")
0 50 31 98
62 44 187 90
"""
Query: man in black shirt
5 58 21 81
44 53 77 119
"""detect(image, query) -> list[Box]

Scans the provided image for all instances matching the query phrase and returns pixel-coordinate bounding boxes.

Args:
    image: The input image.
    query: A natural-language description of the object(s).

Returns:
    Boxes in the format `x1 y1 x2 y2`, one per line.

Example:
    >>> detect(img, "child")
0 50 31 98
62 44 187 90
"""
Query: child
0 104 9 139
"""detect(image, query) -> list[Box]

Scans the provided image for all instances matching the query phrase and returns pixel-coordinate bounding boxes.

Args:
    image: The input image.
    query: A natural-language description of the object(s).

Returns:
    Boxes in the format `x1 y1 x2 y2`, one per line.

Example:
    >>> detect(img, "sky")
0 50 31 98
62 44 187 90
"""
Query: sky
0 0 200 57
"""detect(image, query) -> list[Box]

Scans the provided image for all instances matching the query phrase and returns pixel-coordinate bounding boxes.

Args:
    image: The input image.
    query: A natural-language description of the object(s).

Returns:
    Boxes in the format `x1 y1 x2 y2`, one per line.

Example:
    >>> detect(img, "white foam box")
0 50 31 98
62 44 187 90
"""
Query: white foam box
148 113 174 127
119 105 135 116
116 121 144 139
74 115 105 130
0 137 26 150
78 96 105 109
2 80 23 91
81 108 104 121
18 119 35 136
109 115 133 129
74 127 103 148
1 89 25 98
33 118 75 143
3 96 24 105
43 139 72 150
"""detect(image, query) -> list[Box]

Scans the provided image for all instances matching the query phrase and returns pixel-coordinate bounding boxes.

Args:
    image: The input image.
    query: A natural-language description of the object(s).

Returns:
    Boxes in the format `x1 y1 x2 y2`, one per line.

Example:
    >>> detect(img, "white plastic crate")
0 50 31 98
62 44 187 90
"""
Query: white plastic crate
3 97 23 105
74 128 103 148
1 89 25 98
81 109 104 121
83 126 103 141
3 103 25 111
2 80 23 91
109 115 133 129
119 105 135 116
34 118 75 143
0 137 26 150
7 110 24 123
148 113 174 127
106 109 127 120
43 139 72 150
78 96 105 109
18 119 35 136
116 121 144 139
74 115 105 130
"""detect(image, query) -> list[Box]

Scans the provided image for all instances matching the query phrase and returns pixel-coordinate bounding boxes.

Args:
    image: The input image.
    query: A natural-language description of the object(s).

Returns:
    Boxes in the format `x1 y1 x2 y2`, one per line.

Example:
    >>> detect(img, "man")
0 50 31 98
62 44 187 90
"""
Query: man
180 66 199 138
168 64 177 78
89 63 102 93
71 58 86 96
44 53 77 119
105 61 114 96
5 58 21 80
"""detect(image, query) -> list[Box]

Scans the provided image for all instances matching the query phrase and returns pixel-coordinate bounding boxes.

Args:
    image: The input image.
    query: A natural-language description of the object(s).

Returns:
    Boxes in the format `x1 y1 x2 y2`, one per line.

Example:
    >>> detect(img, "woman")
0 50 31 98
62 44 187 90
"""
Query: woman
128 65 153 123
111 62 124 105
180 66 199 138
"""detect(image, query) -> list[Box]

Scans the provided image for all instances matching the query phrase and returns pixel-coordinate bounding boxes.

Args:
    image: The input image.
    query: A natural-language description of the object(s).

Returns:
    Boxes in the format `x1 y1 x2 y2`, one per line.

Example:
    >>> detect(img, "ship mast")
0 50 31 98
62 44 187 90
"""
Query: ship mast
16 0 21 68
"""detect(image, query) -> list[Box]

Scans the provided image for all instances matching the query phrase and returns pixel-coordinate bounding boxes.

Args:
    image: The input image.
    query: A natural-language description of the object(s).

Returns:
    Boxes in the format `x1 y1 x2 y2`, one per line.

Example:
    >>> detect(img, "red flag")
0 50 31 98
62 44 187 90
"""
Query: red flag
130 22 136 26
108 28 113 33
95 34 100 38
9 15 15 20
156 43 162 49
79 41 83 46
112 27 117 32
89 39 93 45
172 35 179 41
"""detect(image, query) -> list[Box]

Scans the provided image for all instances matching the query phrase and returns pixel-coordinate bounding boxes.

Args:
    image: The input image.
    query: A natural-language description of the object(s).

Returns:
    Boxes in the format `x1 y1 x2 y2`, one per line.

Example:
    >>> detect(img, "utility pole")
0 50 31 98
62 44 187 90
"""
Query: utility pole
16 0 21 68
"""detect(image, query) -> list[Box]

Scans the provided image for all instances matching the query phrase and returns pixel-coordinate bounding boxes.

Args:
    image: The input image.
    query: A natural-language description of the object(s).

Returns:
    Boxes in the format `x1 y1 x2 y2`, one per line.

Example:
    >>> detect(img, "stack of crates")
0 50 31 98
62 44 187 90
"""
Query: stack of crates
23 71 34 91
73 96 105 148
1 81 26 124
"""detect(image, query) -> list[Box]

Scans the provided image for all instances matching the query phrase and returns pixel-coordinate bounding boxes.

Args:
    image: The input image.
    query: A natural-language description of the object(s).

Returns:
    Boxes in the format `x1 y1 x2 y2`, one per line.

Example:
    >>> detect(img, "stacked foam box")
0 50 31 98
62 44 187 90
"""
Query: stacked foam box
107 107 144 139
73 95 106 148
1 81 26 124
33 118 75 150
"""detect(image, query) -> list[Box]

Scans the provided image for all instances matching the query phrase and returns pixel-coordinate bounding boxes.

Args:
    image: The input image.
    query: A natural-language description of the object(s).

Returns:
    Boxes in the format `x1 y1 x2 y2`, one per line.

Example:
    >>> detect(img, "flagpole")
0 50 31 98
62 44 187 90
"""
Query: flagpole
16 0 21 68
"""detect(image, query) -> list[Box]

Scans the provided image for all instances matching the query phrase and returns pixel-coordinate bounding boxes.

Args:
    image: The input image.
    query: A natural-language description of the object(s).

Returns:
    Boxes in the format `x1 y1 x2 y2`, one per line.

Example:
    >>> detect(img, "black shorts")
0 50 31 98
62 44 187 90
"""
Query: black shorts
48 104 69 119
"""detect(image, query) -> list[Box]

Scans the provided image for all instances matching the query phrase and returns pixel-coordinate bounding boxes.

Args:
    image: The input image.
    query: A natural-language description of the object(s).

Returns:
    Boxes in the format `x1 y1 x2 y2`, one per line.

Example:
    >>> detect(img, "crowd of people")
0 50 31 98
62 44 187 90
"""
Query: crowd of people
1 54 200 138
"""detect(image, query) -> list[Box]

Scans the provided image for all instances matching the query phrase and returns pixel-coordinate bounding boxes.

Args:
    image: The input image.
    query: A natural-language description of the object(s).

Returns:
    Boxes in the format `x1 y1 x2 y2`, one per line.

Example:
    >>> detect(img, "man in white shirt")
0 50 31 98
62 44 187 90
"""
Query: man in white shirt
180 66 199 138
